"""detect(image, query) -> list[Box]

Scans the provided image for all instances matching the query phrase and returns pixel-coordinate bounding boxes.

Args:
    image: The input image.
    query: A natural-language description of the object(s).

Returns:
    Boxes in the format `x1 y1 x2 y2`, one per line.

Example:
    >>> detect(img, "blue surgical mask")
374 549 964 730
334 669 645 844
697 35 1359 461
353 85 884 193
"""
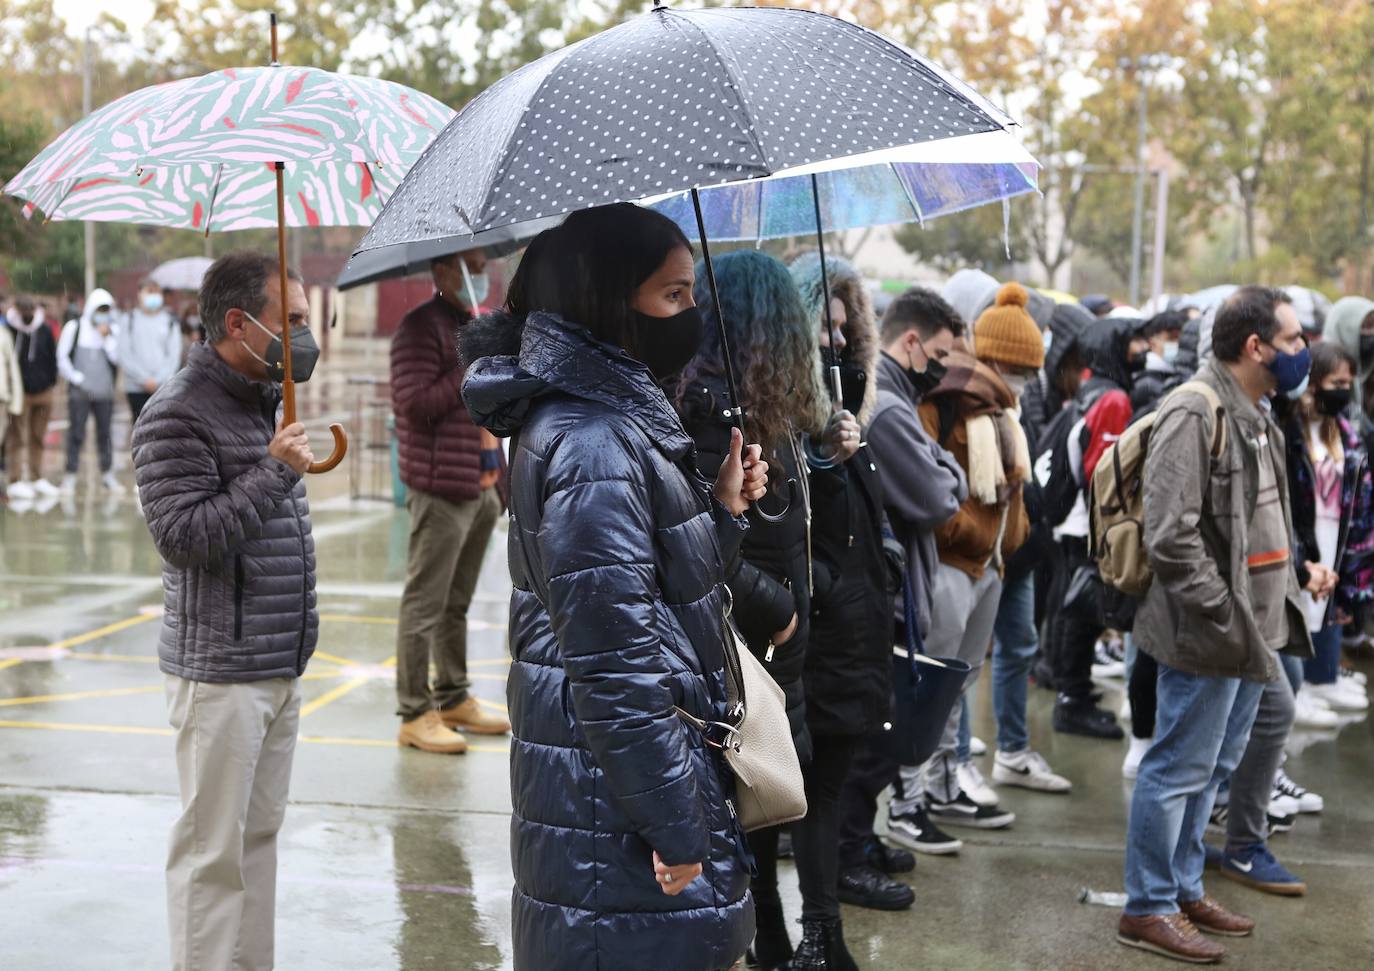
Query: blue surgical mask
1266 342 1311 396
141 292 164 312
1163 341 1179 364
91 310 113 326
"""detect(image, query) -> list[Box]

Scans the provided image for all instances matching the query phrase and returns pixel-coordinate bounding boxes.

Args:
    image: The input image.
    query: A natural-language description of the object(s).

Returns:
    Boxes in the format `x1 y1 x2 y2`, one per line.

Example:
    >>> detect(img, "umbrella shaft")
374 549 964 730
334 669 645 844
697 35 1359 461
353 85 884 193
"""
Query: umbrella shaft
276 162 296 425
690 188 744 433
810 174 842 393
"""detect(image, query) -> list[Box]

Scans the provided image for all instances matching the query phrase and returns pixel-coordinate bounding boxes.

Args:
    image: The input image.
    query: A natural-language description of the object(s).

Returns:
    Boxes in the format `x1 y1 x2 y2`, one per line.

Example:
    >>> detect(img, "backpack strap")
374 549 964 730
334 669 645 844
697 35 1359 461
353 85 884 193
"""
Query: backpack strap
1170 380 1227 458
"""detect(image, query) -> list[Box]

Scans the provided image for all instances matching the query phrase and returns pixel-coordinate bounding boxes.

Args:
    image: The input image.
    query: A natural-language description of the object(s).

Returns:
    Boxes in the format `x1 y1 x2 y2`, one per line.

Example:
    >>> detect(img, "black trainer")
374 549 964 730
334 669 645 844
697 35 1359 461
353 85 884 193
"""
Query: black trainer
927 791 1016 830
865 838 915 875
1054 697 1125 739
836 864 914 911
886 807 963 854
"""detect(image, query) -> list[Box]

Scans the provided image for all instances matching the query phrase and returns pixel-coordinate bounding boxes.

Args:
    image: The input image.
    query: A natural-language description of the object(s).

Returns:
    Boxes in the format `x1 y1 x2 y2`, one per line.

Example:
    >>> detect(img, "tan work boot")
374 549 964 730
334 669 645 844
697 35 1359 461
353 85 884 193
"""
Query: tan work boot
440 696 511 736
398 710 468 754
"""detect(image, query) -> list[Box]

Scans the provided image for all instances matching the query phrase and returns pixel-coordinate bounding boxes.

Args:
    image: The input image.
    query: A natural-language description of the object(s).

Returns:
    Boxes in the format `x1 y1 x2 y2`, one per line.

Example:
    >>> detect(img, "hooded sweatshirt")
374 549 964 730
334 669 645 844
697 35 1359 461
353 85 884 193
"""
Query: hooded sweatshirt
0 325 21 417
57 288 119 401
942 268 1000 329
118 302 182 392
6 305 58 394
1326 296 1374 409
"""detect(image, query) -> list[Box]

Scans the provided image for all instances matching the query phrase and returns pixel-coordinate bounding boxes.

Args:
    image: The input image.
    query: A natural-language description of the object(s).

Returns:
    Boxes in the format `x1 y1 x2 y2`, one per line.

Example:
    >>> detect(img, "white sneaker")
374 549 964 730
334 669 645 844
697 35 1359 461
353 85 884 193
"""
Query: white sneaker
1304 680 1370 712
956 761 1000 807
1121 735 1151 780
1091 638 1126 679
59 473 77 495
101 472 126 494
969 735 988 757
1268 791 1302 819
1119 695 1133 724
6 480 36 500
1273 768 1323 813
1338 667 1368 693
994 748 1073 793
1294 687 1342 728
32 478 59 497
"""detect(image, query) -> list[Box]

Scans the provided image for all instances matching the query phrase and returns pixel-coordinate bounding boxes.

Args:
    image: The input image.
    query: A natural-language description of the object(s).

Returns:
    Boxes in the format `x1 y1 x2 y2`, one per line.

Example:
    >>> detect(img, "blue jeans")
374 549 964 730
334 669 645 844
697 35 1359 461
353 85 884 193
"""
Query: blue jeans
1280 652 1303 696
1303 623 1343 685
1124 662 1264 914
991 571 1038 754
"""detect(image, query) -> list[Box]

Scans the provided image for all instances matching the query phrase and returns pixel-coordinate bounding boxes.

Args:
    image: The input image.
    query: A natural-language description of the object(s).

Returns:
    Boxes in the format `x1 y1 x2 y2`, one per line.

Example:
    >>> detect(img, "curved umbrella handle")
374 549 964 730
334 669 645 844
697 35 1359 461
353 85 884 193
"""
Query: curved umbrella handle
307 423 348 475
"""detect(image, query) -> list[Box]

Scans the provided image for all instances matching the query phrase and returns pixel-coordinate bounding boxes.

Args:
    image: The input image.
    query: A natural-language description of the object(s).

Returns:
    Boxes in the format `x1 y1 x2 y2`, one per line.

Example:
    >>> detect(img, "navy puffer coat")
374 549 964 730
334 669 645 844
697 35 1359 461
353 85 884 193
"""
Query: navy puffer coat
461 311 755 971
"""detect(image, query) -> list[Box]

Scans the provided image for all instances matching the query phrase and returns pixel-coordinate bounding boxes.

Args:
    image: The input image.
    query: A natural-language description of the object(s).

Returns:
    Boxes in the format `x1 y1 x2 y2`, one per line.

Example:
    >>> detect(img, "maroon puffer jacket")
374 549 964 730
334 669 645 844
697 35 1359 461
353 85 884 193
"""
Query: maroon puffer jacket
391 295 486 502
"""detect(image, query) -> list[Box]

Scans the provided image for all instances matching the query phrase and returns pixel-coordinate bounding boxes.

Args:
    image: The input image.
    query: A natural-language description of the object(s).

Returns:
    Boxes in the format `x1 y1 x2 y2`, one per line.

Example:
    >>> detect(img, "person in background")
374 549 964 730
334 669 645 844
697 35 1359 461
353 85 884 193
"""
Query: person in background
1130 309 1188 416
1119 286 1313 964
391 247 510 754
838 287 966 867
3 298 60 500
57 288 121 495
459 203 764 971
133 251 320 971
673 249 837 971
788 252 895 968
0 308 22 497
119 278 184 429
1044 315 1150 739
1322 296 1373 414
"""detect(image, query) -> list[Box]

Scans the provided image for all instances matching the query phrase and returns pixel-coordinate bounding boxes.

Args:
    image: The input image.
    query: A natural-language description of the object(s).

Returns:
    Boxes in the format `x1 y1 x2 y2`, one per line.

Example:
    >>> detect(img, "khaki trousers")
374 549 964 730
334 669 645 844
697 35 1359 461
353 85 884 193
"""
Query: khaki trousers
4 388 54 483
395 486 502 719
164 675 301 971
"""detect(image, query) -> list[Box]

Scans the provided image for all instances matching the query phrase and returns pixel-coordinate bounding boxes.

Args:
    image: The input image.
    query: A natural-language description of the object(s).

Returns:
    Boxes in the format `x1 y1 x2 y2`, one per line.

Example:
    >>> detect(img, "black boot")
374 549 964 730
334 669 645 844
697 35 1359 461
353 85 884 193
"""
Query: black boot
1054 695 1124 739
752 896 794 971
792 918 860 971
837 863 914 911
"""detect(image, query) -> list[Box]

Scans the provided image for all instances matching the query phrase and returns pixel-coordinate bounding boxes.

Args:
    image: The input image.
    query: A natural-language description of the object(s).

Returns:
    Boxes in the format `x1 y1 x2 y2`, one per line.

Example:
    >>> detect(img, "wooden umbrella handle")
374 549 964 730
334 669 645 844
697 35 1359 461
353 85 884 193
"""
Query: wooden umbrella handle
308 425 348 474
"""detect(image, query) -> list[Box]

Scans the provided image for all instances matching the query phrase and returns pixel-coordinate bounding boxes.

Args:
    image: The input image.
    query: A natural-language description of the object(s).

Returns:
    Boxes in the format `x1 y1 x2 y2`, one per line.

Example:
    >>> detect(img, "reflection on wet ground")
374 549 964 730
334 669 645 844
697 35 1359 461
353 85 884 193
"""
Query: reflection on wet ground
2 412 1372 970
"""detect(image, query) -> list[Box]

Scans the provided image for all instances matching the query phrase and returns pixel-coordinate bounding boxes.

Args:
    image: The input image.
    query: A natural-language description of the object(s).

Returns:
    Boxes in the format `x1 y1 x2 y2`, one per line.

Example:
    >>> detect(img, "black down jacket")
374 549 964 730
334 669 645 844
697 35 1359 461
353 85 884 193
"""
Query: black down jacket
132 342 318 682
676 372 814 766
460 311 754 971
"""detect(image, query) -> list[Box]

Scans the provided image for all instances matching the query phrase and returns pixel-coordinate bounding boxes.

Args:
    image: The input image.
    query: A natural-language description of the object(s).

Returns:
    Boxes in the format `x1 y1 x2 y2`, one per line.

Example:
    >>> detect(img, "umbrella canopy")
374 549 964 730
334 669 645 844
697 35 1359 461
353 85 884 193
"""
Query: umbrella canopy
149 256 214 290
647 141 1036 242
353 3 1029 266
3 66 451 228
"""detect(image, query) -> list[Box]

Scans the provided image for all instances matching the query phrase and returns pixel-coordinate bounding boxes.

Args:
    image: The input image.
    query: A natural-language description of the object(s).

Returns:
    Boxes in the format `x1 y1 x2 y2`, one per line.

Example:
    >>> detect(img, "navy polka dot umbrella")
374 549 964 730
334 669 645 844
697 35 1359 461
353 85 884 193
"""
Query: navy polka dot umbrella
350 2 1032 427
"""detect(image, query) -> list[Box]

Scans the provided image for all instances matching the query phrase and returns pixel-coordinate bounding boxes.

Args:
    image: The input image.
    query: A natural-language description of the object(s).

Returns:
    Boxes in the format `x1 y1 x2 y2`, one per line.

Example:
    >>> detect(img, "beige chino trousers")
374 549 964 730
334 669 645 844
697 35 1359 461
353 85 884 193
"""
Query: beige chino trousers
164 675 301 971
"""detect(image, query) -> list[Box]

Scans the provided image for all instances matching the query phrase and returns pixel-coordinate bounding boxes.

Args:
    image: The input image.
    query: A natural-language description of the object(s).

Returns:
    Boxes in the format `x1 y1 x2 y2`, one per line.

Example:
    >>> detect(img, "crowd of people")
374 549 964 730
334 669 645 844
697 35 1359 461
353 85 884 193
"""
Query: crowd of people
0 282 198 506
10 202 1372 970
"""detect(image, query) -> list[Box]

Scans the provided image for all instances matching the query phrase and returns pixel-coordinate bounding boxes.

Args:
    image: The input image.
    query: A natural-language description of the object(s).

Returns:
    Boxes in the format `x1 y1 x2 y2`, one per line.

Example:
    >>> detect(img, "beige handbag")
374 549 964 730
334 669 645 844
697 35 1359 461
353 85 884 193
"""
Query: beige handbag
676 620 807 832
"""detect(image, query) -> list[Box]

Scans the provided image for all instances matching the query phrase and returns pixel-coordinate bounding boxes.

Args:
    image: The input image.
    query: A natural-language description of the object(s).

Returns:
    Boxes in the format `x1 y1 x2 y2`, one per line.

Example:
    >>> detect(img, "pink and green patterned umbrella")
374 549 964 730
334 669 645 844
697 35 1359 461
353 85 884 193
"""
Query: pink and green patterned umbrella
2 66 452 231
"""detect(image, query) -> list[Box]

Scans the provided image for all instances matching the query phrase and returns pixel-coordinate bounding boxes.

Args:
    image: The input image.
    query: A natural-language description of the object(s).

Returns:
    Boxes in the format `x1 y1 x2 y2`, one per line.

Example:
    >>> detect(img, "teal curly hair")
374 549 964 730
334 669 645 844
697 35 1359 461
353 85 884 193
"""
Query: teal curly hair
675 250 829 451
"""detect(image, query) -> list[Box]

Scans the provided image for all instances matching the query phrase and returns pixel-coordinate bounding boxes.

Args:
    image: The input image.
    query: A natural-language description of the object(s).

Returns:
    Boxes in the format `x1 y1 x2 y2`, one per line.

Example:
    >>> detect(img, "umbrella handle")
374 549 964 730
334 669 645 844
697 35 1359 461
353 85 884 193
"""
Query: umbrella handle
308 424 348 474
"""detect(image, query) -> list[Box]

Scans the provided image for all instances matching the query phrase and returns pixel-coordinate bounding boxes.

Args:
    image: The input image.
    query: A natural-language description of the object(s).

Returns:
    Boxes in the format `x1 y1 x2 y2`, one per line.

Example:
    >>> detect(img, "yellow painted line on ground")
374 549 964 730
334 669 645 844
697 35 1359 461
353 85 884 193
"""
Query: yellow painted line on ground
0 719 172 738
470 657 512 668
66 652 160 664
49 614 158 651
471 673 508 683
311 650 367 668
299 677 372 718
474 696 509 714
319 613 398 625
0 685 163 708
0 719 508 752
0 659 22 672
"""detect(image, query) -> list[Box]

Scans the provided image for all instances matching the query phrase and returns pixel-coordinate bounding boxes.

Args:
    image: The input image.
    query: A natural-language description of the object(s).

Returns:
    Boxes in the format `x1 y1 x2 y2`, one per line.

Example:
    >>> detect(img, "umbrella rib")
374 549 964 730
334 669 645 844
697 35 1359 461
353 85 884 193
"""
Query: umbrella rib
892 164 926 227
203 163 225 235
675 14 772 175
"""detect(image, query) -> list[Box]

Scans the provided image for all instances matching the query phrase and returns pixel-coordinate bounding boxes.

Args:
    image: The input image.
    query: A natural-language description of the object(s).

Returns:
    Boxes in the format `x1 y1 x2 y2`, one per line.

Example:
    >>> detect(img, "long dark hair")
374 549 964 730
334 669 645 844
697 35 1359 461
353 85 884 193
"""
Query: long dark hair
503 203 691 360
1300 340 1357 460
675 249 828 451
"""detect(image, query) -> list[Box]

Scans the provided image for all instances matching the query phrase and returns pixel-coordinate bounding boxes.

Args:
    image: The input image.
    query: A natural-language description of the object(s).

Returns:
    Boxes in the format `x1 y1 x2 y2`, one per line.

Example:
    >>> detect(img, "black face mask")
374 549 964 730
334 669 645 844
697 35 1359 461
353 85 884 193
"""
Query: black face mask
1361 334 1374 362
628 306 705 380
1128 350 1149 374
244 312 320 383
904 355 947 401
820 350 867 415
1314 386 1353 417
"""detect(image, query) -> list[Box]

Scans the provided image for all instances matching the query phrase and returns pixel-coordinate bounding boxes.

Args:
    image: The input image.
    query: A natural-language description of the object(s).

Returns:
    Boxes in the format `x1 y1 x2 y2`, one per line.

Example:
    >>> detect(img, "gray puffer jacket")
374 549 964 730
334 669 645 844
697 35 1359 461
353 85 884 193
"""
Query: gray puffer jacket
132 342 318 682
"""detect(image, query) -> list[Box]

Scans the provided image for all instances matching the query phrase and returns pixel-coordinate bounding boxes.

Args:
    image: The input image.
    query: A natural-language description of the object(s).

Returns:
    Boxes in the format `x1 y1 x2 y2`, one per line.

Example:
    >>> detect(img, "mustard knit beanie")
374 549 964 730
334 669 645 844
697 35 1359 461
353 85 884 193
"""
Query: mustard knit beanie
974 282 1045 370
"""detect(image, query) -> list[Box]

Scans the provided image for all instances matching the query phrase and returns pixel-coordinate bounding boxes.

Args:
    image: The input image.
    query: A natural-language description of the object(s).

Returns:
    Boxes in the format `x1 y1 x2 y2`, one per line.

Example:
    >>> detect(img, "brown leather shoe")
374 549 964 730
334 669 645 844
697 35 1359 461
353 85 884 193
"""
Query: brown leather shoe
440 696 512 736
1180 895 1254 937
1118 912 1226 964
399 710 468 754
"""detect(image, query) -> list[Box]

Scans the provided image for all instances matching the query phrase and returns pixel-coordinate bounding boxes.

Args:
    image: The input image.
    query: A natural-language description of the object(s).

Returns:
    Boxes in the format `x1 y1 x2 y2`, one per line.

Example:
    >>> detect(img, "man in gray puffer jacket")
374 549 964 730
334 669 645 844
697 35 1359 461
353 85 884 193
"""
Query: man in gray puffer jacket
132 251 317 971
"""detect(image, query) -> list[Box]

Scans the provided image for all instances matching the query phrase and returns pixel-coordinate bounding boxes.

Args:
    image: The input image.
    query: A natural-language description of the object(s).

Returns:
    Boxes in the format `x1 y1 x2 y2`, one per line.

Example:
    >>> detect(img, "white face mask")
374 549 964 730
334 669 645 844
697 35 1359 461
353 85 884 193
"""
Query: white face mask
91 310 113 326
141 292 164 312
1002 372 1029 401
457 259 490 309
1163 341 1179 364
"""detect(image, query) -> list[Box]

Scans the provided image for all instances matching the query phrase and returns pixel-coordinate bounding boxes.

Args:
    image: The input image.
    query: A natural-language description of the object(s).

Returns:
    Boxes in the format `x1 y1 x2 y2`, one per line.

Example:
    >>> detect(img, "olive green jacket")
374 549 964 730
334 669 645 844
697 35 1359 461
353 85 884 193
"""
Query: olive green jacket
1134 358 1313 682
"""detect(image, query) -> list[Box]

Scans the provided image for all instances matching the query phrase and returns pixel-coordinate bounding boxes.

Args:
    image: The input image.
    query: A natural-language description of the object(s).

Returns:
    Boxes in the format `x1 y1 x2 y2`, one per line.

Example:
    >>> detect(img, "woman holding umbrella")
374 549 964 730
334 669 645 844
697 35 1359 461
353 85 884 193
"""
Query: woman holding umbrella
671 250 858 970
459 203 767 971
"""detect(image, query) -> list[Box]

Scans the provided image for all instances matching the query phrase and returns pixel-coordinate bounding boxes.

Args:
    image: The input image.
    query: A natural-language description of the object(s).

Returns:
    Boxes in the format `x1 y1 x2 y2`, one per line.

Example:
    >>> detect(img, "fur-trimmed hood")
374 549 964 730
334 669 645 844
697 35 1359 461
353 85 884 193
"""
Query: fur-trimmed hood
790 251 879 426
